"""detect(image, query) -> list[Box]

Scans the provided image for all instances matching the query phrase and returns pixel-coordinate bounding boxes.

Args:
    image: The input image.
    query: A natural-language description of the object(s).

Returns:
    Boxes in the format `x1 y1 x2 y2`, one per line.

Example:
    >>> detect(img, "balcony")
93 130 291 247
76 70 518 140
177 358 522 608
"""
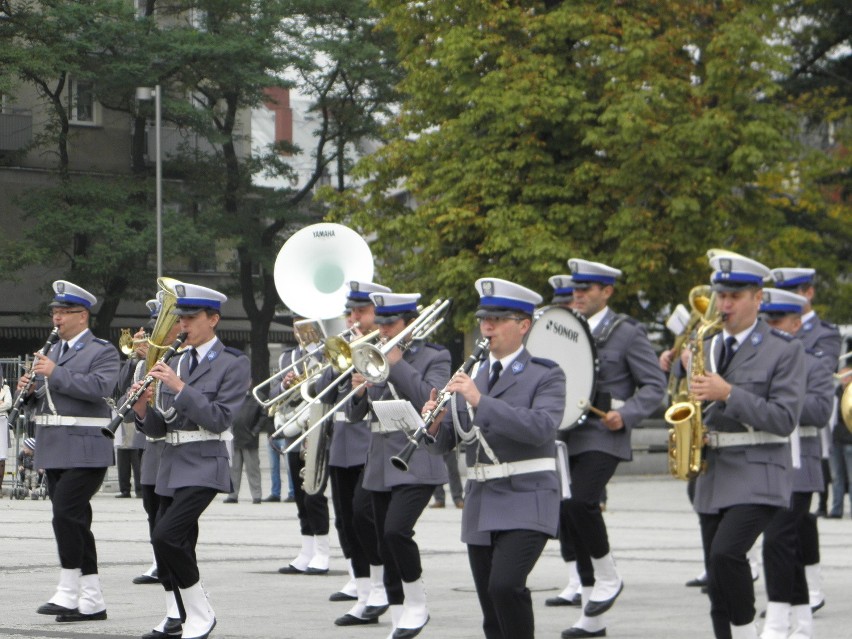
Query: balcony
0 111 33 152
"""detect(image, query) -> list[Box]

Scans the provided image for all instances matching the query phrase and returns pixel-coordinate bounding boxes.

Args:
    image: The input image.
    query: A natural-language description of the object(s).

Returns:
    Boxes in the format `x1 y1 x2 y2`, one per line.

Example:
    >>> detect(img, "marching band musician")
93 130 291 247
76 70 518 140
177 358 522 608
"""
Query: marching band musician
21 281 120 623
275 328 333 576
422 278 566 639
347 291 451 639
131 283 250 639
689 254 804 639
767 267 841 613
559 259 667 639
758 288 833 639
313 280 392 625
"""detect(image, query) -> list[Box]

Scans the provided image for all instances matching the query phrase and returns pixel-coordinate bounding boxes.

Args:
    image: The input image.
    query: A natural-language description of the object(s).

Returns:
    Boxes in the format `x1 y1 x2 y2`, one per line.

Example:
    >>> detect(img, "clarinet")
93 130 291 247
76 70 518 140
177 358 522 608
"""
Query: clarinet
7 328 60 426
390 337 490 472
102 332 188 439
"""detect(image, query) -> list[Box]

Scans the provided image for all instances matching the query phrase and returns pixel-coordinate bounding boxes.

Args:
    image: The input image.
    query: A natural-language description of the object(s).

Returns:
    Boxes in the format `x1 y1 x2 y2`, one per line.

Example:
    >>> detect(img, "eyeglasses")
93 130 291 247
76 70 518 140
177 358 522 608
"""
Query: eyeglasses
477 315 525 324
49 309 84 318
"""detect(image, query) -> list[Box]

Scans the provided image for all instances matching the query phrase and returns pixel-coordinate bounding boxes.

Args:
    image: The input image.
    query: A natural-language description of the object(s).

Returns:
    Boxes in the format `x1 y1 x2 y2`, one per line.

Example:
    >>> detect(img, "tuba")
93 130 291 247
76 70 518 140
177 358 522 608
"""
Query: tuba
837 353 852 433
664 313 723 481
145 277 182 371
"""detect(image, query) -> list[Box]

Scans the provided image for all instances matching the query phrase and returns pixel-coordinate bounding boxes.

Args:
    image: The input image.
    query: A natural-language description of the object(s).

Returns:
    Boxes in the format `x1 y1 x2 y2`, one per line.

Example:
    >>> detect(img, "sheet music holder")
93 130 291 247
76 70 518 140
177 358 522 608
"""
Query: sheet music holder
372 399 425 435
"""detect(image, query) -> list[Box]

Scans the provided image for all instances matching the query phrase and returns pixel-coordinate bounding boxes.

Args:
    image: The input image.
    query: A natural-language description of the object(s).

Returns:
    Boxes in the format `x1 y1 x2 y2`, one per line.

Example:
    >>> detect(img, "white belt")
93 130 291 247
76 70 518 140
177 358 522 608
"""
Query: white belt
145 436 166 442
165 430 232 445
35 415 111 428
334 412 347 423
371 421 403 435
798 426 819 438
471 458 556 482
611 398 625 410
706 431 789 449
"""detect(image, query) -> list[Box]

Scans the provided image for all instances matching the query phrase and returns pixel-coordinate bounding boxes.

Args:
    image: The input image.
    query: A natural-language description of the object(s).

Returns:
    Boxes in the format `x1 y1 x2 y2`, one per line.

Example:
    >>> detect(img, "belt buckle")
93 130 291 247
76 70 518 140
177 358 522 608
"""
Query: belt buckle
171 431 182 445
706 432 720 449
472 464 488 482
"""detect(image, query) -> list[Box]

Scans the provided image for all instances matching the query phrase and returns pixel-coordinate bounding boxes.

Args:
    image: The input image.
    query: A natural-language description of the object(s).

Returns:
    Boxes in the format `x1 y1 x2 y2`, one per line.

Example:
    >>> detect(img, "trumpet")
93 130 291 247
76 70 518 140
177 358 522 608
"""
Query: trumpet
118 328 149 356
102 332 188 439
7 328 60 426
391 336 490 472
279 298 451 453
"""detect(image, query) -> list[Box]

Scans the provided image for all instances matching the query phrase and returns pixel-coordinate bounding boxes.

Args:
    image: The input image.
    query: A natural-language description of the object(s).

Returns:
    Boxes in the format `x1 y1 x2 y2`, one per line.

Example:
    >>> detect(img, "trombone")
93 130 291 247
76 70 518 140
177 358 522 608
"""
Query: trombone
252 322 368 411
279 298 451 453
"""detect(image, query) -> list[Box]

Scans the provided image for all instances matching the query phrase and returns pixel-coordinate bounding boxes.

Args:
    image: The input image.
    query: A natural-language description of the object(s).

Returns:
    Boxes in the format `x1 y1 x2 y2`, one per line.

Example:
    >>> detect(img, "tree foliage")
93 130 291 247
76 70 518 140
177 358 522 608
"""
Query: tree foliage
328 0 850 330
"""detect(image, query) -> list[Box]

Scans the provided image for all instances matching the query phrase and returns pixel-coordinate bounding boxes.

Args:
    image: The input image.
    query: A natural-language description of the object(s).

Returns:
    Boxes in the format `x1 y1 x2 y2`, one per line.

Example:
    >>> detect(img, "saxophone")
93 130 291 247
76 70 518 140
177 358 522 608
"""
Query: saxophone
664 315 723 480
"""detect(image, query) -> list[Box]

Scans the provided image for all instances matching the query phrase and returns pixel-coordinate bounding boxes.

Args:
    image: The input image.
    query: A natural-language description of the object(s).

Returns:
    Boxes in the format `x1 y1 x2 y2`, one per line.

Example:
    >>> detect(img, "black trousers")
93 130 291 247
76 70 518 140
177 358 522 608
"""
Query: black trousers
561 451 620 586
371 484 434 604
353 484 383 568
141 483 162 541
152 486 217 591
763 492 811 605
287 451 329 536
799 510 820 566
699 504 779 639
468 530 549 639
330 464 376 577
116 448 143 495
46 467 107 575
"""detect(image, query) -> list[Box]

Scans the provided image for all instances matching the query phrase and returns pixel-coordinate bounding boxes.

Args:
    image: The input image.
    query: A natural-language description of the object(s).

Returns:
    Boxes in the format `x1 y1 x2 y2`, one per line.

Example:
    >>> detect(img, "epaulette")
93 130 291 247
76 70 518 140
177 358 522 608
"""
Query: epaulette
617 314 639 327
805 347 824 358
223 346 247 357
770 328 795 342
424 342 446 352
92 337 110 345
530 356 559 369
821 319 839 331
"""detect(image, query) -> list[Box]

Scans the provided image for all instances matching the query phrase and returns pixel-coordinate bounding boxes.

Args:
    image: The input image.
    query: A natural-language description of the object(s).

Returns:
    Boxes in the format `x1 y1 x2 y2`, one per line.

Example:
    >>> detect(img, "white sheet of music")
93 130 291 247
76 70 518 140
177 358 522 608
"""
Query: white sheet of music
372 399 425 435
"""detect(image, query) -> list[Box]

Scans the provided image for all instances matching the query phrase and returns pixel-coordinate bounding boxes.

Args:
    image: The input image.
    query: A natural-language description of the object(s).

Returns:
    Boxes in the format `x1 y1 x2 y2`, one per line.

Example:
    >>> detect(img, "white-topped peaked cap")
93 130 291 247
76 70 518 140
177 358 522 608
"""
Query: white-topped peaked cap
172 283 228 315
346 281 392 309
708 252 770 291
760 288 807 315
474 277 542 318
768 267 815 290
146 298 159 317
369 292 421 324
50 280 97 308
548 275 575 304
567 259 623 287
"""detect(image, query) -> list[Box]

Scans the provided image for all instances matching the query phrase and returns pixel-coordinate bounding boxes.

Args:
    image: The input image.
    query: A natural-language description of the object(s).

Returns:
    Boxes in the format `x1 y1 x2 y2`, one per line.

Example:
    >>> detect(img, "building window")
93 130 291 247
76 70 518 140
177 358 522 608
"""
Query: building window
67 78 97 125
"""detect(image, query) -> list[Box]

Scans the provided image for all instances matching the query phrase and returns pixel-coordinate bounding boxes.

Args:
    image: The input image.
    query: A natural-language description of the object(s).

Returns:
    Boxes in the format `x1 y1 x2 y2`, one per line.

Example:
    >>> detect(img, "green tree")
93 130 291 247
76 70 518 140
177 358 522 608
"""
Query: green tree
329 0 850 330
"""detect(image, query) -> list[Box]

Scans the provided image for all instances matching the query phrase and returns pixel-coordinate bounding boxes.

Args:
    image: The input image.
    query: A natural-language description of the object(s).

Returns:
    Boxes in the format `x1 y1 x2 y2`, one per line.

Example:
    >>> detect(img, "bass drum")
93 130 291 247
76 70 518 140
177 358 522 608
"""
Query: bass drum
525 306 598 431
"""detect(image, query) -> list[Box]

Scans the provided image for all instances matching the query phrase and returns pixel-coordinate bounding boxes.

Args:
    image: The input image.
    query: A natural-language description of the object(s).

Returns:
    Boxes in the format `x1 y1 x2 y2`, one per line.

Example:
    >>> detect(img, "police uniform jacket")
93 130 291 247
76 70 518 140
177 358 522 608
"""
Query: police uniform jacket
315 364 371 468
694 320 805 514
140 439 165 486
138 339 250 497
429 348 566 545
794 347 834 493
565 309 666 460
32 329 120 469
798 312 841 362
347 340 451 490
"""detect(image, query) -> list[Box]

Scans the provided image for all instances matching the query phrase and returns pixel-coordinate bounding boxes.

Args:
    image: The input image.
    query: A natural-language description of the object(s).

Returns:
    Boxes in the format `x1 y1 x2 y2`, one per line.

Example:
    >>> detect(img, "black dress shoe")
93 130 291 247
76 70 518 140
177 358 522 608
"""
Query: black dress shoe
562 628 606 638
37 602 77 615
334 613 379 626
685 576 708 587
546 593 582 606
252 498 262 504
392 615 429 639
812 599 825 613
584 582 623 617
223 497 238 504
115 492 131 498
361 604 389 619
133 573 160 585
56 609 107 622
329 591 358 602
163 617 182 634
278 564 305 574
305 566 329 575
262 495 281 502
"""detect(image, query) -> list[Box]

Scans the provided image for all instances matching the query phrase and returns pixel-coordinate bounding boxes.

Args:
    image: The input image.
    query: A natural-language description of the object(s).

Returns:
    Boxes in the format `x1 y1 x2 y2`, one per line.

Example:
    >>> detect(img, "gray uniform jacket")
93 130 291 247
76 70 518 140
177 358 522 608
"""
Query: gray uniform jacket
347 341 451 490
565 309 666 460
141 439 165 486
794 347 834 493
138 339 251 497
798 312 841 362
694 320 806 514
428 348 566 545
315 365 371 468
32 329 120 469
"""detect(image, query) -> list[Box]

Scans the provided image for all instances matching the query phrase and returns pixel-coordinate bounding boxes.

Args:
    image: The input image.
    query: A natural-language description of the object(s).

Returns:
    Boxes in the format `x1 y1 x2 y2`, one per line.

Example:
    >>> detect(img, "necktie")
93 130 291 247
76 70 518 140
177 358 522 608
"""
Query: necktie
188 348 198 375
487 361 503 391
718 336 737 374
60 342 69 358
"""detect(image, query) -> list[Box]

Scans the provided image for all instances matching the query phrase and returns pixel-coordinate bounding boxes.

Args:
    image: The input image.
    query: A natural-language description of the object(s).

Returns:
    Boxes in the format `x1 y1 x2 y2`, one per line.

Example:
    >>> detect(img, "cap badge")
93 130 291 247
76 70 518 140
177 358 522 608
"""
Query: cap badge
351 282 360 291
176 285 186 297
763 291 772 303
374 295 384 307
56 282 65 293
482 281 494 296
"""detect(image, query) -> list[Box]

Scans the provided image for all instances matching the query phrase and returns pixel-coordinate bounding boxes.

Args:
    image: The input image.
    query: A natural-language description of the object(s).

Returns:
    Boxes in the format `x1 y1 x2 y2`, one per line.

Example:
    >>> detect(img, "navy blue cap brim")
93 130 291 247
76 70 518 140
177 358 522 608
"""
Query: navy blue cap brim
712 281 762 293
49 301 87 309
345 299 374 309
551 294 574 304
374 313 403 325
474 306 529 319
172 306 219 316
